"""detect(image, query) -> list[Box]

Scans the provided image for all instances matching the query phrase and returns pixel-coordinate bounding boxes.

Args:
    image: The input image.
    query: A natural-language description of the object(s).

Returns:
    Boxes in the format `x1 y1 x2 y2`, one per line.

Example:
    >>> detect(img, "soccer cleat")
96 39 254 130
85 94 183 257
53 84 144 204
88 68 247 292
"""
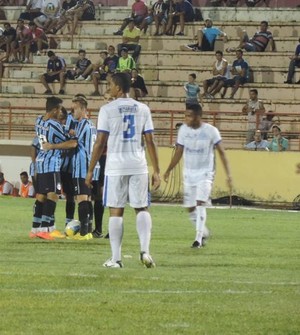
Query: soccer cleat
69 232 93 240
103 258 123 268
140 252 155 268
49 230 65 239
191 240 201 248
29 232 37 238
36 232 55 240
92 230 103 238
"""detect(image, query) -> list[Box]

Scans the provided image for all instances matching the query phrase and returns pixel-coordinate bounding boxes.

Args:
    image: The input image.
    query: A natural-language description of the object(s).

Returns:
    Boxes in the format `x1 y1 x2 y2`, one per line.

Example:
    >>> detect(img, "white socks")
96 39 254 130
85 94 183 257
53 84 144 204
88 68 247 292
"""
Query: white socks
196 206 207 245
109 217 124 262
136 211 152 254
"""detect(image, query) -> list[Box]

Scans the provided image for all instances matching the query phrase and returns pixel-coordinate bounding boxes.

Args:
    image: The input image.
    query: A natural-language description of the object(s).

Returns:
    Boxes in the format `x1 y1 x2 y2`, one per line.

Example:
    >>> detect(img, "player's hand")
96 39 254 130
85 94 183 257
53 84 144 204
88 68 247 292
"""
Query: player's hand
163 171 170 183
152 172 161 190
42 142 52 151
85 172 93 188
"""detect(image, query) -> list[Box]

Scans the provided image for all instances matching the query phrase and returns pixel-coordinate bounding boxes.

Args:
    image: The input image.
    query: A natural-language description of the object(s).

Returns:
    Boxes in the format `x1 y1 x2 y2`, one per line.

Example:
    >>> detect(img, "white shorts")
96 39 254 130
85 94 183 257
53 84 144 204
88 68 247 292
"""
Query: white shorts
103 174 150 208
183 180 213 207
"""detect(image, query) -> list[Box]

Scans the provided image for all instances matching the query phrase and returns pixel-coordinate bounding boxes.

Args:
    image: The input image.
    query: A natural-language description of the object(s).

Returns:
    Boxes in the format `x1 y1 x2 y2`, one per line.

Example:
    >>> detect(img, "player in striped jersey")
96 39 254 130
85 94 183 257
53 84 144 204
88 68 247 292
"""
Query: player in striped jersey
86 73 161 268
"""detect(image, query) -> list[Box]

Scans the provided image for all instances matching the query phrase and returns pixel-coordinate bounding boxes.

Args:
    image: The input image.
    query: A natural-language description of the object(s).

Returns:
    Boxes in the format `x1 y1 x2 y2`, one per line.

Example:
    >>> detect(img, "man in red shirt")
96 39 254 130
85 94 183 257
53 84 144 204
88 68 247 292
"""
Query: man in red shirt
25 21 48 60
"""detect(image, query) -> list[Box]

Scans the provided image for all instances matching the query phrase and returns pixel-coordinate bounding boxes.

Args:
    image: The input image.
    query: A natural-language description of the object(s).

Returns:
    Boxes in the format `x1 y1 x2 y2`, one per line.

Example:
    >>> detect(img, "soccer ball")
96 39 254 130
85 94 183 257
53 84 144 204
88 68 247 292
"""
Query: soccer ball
65 219 81 237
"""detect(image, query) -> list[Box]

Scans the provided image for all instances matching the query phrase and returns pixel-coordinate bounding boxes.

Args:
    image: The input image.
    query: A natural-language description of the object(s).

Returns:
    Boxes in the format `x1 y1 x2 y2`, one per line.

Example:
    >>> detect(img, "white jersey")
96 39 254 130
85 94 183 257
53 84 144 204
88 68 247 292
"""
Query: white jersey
97 97 154 176
177 122 222 185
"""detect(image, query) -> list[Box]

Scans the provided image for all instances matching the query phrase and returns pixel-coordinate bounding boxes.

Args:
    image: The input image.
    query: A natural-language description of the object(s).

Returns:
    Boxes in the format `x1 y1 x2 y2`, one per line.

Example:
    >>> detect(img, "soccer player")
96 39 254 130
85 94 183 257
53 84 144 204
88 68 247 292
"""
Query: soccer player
163 104 232 248
31 96 77 240
86 72 161 268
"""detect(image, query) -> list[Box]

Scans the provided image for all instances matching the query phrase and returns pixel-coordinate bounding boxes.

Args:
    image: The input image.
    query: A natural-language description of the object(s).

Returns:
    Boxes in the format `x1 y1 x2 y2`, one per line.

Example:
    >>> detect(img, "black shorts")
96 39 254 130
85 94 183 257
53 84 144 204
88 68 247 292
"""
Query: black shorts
91 180 101 198
223 76 247 87
36 172 62 194
43 73 61 83
73 178 91 196
80 12 95 20
61 171 75 196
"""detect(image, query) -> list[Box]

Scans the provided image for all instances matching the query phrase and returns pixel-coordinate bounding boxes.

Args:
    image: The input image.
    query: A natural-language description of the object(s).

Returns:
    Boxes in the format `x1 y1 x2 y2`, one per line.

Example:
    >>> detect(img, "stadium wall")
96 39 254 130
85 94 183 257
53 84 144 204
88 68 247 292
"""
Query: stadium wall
0 144 299 204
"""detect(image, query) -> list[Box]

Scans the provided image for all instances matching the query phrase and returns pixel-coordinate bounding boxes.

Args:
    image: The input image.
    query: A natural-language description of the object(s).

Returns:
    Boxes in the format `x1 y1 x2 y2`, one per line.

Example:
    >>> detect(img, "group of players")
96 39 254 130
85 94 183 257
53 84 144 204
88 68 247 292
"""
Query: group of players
30 72 232 269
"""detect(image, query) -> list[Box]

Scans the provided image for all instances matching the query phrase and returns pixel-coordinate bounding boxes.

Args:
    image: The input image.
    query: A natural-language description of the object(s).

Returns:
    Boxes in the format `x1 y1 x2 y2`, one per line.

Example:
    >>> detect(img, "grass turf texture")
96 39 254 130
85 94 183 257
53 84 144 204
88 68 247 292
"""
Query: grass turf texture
0 197 299 335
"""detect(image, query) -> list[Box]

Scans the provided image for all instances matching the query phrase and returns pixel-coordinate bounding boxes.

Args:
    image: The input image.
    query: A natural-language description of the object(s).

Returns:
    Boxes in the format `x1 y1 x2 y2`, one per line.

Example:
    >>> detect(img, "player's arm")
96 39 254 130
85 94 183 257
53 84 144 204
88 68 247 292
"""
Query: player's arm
163 144 183 182
42 139 78 150
144 132 161 190
215 142 232 191
85 131 108 187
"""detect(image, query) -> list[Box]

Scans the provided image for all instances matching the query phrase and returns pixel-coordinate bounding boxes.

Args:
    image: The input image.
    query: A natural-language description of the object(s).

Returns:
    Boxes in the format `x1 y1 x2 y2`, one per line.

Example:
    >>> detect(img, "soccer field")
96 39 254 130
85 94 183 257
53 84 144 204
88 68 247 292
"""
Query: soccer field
0 197 299 335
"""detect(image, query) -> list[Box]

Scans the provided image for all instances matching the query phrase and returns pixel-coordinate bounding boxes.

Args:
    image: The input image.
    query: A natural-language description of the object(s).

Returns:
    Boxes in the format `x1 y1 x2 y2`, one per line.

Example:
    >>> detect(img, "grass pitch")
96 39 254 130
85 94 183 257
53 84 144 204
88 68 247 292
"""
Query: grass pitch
0 196 299 335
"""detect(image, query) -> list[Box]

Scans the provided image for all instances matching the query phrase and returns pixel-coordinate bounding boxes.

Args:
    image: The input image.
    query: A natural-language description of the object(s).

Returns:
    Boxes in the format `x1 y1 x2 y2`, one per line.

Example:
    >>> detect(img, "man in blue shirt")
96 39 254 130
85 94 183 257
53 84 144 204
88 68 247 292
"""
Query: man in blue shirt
284 37 300 84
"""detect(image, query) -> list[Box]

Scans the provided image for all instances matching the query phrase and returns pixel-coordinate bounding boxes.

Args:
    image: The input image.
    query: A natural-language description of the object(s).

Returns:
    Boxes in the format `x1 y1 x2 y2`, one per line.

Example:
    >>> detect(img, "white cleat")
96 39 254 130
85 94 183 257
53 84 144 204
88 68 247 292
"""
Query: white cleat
140 252 155 268
103 258 123 268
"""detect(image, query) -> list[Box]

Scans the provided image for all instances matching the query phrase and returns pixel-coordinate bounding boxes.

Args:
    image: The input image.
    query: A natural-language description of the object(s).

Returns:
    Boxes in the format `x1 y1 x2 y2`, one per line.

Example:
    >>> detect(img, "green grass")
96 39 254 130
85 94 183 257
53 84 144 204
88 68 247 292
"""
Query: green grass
0 197 299 335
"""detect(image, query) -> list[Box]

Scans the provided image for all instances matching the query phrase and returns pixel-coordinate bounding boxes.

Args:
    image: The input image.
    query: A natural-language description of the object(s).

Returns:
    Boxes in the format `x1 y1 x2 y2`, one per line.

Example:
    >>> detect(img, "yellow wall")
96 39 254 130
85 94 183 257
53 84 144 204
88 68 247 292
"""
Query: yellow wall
156 148 300 203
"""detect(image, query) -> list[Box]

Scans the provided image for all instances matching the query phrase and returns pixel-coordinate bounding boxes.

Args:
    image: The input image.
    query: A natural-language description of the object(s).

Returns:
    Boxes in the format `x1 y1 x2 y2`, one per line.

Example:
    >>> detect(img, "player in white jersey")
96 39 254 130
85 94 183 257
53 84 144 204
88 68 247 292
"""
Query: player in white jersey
164 104 232 248
86 72 160 268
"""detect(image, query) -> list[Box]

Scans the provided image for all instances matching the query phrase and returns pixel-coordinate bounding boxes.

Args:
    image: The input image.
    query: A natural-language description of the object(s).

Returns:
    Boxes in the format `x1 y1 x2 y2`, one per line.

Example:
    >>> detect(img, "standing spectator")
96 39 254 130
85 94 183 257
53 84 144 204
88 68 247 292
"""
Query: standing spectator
202 50 229 98
40 50 66 95
129 68 148 100
244 130 269 150
267 125 289 152
116 47 136 73
165 0 194 36
226 20 276 53
284 38 300 84
0 172 13 195
19 0 43 22
19 171 35 198
114 0 148 36
163 104 232 248
117 19 141 62
181 18 227 51
86 72 161 268
25 21 48 59
242 89 265 143
66 49 92 80
184 73 203 106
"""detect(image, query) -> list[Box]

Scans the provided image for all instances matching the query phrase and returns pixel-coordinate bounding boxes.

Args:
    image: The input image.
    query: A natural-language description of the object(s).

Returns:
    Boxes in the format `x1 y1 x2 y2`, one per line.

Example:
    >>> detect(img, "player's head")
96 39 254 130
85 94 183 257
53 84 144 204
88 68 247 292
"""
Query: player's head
72 94 88 120
20 171 29 184
185 104 202 128
46 96 63 116
110 73 131 97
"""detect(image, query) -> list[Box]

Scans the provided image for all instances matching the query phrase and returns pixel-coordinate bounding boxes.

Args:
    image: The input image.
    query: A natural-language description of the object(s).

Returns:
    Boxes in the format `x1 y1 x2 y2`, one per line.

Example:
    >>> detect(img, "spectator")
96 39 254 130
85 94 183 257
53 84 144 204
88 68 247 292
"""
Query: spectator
202 50 229 98
34 0 61 33
0 172 13 195
284 37 300 84
19 171 35 198
114 0 148 36
259 110 279 140
184 73 203 106
181 18 227 51
19 0 43 22
129 68 148 100
25 21 48 60
116 47 136 73
117 19 141 62
226 20 276 53
40 50 66 95
161 0 176 35
220 48 249 99
267 125 289 152
242 89 265 143
165 0 194 36
66 49 92 80
10 19 31 63
139 0 168 36
244 130 269 151
0 22 16 62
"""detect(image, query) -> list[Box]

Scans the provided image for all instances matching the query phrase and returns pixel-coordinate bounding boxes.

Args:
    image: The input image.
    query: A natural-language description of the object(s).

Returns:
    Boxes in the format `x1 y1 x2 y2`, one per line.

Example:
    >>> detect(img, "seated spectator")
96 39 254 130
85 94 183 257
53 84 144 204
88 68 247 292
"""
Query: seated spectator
0 23 16 62
220 48 249 99
184 73 203 106
181 18 227 51
66 48 92 80
259 110 279 140
0 172 13 195
139 0 168 35
202 50 229 98
40 50 66 94
244 130 269 150
19 0 43 22
242 89 265 143
117 19 141 62
114 0 148 36
129 68 148 100
284 37 300 84
267 125 289 152
34 0 61 33
10 19 31 63
19 171 35 198
165 0 194 36
226 20 276 53
24 21 48 60
116 47 136 73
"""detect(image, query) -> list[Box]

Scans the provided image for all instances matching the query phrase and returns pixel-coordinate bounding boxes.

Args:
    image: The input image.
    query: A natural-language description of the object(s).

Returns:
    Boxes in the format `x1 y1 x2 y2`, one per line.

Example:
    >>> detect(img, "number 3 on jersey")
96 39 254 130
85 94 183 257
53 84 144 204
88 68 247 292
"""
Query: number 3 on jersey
123 114 135 139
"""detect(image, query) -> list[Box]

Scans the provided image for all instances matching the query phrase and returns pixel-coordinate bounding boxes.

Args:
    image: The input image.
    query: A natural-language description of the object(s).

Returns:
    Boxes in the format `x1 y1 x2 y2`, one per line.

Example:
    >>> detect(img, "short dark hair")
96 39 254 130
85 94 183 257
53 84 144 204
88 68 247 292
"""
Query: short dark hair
261 20 268 26
46 96 63 112
72 94 88 108
20 171 28 178
186 104 202 117
4 22 11 28
111 73 131 94
78 49 86 54
215 50 223 56
236 48 243 54
47 50 55 57
250 89 258 95
189 73 196 79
